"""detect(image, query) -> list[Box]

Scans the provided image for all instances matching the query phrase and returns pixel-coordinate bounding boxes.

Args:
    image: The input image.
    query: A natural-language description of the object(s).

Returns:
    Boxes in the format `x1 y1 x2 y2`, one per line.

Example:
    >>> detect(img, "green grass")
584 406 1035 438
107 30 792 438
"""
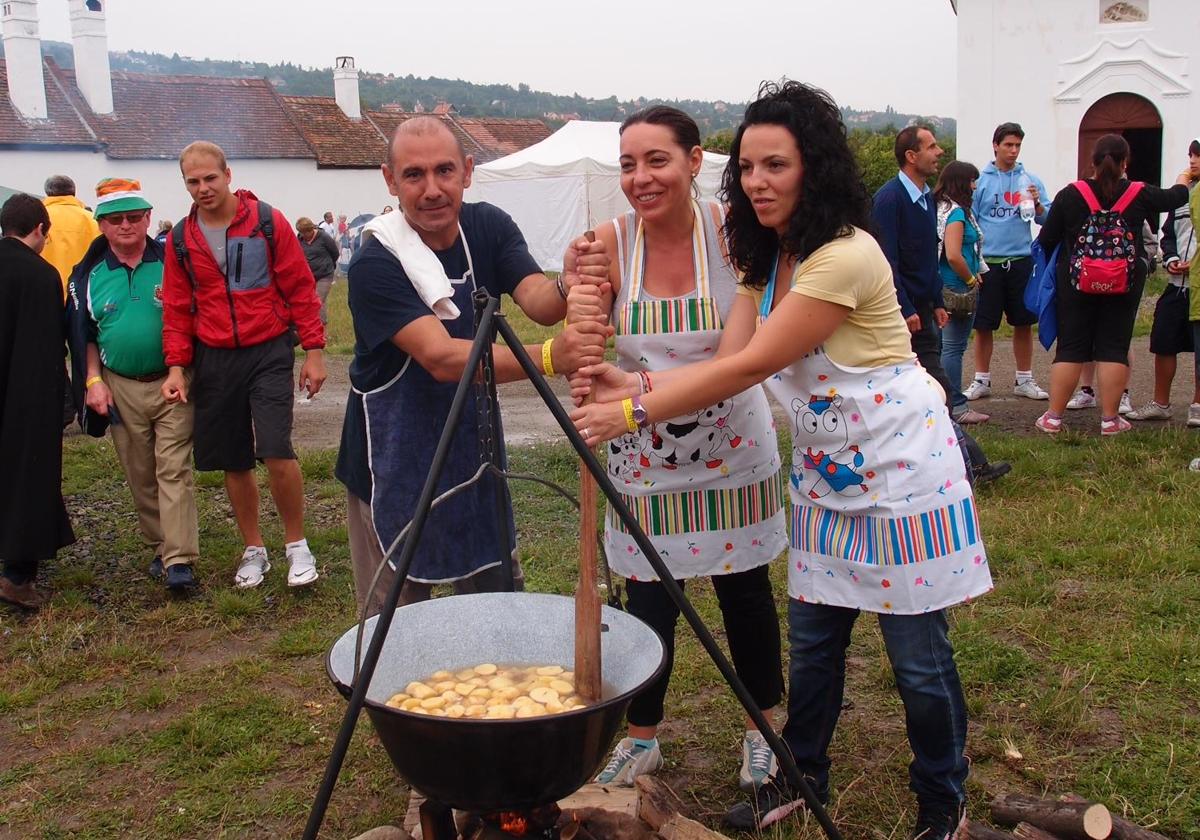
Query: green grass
1 429 1197 837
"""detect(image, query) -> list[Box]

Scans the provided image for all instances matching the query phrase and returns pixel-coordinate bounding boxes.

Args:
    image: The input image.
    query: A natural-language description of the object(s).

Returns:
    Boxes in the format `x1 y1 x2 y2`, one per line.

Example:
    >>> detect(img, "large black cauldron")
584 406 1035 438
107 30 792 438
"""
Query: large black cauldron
327 592 665 813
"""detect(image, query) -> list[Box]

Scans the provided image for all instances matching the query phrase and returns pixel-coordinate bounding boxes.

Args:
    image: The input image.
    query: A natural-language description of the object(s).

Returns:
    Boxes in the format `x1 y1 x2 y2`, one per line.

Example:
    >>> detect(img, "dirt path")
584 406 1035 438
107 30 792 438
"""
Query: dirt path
291 336 1197 451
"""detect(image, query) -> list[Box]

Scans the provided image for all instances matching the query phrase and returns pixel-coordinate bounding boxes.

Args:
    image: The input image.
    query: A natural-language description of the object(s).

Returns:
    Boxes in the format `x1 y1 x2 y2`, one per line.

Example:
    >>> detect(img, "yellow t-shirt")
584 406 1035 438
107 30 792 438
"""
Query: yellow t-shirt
737 227 913 369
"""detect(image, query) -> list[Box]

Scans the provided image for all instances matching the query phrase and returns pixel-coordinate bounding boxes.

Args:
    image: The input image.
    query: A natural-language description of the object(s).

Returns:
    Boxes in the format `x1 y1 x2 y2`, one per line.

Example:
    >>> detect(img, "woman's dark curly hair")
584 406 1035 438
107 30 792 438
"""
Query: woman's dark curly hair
721 80 872 289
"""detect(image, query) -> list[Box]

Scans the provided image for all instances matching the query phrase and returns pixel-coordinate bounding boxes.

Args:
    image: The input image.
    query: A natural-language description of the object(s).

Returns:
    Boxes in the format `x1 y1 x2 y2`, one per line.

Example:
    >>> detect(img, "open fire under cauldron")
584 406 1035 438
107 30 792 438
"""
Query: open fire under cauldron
327 592 666 815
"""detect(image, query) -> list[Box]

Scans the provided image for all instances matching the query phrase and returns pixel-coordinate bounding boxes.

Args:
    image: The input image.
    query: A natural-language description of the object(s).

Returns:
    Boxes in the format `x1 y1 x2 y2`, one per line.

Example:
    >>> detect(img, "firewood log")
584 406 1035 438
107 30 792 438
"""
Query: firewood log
966 821 1019 840
1059 794 1175 840
991 794 1112 839
635 776 685 831
1014 822 1067 840
656 814 731 840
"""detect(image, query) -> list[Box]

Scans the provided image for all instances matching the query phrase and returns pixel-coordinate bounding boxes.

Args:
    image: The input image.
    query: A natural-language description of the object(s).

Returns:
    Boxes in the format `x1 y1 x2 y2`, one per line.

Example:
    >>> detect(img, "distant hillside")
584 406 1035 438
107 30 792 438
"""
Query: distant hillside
15 41 955 138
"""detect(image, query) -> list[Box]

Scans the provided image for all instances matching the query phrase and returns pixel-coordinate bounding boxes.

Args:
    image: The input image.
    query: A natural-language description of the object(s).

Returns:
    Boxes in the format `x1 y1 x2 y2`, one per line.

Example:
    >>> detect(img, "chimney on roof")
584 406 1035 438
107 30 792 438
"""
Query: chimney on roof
68 0 112 114
1 0 48 119
333 55 361 120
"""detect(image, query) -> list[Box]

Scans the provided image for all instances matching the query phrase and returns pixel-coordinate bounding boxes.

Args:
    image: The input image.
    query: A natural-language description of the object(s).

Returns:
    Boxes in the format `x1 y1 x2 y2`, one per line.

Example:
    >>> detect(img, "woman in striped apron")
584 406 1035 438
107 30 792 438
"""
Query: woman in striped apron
570 83 990 840
578 106 787 791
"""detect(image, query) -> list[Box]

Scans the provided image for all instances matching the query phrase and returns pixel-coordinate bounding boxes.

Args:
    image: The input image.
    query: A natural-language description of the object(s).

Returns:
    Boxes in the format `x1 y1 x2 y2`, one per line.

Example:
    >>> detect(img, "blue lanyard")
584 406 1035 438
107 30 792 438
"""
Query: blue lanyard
759 251 781 321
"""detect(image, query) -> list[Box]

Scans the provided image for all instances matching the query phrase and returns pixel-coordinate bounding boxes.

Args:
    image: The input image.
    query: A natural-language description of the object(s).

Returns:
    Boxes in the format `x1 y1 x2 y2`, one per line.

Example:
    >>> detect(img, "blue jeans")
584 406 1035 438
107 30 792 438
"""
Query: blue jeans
781 600 969 807
941 311 975 412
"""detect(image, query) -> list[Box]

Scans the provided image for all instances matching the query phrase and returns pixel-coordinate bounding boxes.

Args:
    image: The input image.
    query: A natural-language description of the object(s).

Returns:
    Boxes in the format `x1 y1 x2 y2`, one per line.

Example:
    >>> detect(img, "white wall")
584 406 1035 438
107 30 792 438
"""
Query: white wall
2 149 392 227
956 0 1199 194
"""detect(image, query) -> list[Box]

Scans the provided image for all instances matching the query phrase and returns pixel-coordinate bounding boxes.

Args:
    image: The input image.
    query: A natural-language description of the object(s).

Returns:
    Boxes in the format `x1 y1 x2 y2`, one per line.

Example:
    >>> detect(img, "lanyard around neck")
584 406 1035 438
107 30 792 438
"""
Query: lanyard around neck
760 251 782 321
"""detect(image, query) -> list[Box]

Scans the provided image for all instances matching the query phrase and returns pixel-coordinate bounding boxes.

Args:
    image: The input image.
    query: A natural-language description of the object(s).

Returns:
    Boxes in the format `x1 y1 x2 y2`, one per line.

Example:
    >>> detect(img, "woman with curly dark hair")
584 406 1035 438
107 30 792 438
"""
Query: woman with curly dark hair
568 81 989 839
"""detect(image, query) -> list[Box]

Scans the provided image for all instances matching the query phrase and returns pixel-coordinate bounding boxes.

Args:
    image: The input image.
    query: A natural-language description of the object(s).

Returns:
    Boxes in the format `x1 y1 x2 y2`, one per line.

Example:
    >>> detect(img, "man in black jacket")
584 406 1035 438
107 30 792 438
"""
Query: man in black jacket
0 194 75 609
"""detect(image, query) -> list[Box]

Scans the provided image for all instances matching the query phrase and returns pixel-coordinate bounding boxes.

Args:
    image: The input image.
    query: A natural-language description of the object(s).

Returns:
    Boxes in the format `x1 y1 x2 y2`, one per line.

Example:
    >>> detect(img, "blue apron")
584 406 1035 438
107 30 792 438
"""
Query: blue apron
358 230 515 583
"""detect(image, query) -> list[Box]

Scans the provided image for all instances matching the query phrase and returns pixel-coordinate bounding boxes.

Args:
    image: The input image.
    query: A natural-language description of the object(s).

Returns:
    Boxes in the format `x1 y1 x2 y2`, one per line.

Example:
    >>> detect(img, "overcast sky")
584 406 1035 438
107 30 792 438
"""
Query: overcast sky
34 0 959 116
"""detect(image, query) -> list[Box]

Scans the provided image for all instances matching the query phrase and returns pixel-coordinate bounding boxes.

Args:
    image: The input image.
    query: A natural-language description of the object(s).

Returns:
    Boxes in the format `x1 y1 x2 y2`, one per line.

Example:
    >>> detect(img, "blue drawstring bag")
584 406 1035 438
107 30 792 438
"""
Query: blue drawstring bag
1027 240 1060 351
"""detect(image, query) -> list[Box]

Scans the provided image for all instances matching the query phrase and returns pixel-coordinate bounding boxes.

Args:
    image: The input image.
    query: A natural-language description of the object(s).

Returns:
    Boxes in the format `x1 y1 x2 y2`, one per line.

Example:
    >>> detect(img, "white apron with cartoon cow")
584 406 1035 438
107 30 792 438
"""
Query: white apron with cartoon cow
759 257 992 614
605 201 787 582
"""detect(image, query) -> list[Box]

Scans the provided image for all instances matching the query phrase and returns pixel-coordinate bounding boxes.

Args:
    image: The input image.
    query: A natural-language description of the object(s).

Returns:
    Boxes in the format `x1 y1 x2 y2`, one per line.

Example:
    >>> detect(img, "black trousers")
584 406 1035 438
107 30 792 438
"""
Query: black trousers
624 564 784 727
911 303 955 411
912 303 987 481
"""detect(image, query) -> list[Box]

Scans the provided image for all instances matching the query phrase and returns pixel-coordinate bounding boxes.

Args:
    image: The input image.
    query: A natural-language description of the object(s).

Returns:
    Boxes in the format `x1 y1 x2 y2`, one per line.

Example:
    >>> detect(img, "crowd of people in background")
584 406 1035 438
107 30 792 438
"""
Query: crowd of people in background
3 79 1199 840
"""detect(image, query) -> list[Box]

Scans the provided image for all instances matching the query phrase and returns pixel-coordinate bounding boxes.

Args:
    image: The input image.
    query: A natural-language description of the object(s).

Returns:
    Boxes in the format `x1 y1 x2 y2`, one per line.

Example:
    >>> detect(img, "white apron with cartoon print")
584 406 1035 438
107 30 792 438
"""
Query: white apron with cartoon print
605 201 787 581
759 257 992 614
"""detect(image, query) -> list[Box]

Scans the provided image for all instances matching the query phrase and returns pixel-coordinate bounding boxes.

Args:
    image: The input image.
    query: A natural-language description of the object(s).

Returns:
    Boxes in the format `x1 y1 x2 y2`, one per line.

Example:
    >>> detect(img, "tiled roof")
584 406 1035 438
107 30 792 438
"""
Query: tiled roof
0 59 100 149
454 118 552 159
1 57 551 166
366 110 490 161
282 95 387 167
54 63 315 160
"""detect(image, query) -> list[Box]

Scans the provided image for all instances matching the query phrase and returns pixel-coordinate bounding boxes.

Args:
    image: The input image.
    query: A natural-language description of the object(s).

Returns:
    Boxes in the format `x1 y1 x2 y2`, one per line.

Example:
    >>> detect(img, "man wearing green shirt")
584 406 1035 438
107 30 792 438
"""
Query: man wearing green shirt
67 178 199 591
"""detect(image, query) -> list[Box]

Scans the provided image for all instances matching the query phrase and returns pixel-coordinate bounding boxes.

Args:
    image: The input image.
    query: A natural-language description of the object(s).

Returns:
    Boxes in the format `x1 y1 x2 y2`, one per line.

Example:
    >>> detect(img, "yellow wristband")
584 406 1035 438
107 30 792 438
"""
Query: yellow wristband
85 375 103 388
621 398 637 433
541 338 556 377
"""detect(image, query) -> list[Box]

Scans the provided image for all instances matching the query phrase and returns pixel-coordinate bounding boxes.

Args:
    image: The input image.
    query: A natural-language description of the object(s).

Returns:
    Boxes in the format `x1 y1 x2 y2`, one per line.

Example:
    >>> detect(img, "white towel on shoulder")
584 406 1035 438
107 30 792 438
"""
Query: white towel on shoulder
361 211 460 321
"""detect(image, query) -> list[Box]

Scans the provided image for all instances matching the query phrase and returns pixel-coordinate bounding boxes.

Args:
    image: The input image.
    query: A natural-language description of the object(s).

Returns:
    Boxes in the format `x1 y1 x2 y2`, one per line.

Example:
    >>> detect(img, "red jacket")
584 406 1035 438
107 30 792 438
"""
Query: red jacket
162 189 325 367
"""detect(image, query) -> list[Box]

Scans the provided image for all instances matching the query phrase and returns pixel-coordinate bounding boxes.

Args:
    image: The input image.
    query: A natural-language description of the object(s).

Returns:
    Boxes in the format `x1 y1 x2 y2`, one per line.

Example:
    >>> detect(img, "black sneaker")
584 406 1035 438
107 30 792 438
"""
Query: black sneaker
973 460 1011 487
910 801 966 840
165 563 196 593
148 555 164 580
722 775 826 831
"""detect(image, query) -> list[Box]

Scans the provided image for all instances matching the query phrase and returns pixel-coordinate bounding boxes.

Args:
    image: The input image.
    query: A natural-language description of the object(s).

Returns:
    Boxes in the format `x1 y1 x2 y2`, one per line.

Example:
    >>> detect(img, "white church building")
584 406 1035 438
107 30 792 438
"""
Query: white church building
955 0 1200 192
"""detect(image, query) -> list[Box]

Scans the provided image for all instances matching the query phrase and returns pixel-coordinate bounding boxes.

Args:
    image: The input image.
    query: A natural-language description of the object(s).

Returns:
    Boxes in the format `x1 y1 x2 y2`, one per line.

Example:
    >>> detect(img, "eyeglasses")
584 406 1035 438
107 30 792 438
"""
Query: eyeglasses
100 210 149 226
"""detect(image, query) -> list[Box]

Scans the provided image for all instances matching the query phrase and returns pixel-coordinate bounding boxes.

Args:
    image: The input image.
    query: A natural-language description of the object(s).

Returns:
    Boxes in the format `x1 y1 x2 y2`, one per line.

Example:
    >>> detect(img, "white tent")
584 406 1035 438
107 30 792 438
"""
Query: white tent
464 121 729 271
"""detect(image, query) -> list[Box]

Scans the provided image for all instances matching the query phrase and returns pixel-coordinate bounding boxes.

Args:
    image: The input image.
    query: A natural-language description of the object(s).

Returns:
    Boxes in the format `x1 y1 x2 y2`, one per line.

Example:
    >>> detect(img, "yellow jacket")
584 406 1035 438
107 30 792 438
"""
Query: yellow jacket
42 195 101 300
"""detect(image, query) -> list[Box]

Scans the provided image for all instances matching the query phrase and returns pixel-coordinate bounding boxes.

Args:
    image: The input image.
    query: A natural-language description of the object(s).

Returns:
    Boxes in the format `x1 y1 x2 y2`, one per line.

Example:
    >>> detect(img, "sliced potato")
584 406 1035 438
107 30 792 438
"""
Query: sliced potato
484 705 516 719
515 703 547 718
473 663 498 676
529 686 559 704
536 665 564 676
406 682 436 699
430 670 454 681
401 698 423 711
549 679 574 695
446 704 466 718
454 682 476 696
456 668 478 681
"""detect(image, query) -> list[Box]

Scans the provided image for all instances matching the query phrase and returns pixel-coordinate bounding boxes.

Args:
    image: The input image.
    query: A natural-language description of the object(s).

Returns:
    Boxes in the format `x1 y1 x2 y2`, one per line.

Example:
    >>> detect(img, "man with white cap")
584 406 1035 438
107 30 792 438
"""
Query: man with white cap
67 178 199 592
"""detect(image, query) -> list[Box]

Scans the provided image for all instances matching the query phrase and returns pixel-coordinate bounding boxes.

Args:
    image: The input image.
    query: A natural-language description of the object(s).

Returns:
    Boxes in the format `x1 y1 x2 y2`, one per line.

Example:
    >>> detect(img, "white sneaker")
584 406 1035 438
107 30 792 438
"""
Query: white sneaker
1013 379 1049 400
964 380 991 401
234 546 270 589
739 730 778 792
1126 401 1170 421
594 737 663 785
1118 392 1133 416
1066 389 1096 410
1189 404 1200 428
286 544 319 587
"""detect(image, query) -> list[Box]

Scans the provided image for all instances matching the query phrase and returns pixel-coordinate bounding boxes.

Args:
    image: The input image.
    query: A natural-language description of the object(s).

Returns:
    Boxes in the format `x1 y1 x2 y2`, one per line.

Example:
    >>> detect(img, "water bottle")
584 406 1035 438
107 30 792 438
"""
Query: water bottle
1018 174 1036 222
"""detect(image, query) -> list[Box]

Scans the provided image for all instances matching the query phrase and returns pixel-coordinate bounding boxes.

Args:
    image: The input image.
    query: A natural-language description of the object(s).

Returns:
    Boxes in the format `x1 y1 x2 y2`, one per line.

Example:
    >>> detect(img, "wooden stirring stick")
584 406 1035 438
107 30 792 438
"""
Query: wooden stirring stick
574 230 602 703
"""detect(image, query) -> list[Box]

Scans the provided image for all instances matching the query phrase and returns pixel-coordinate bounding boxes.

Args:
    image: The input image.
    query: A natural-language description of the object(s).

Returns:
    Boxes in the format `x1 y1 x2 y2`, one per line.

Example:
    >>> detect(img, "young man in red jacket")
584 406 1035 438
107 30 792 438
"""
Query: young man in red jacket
161 141 326 590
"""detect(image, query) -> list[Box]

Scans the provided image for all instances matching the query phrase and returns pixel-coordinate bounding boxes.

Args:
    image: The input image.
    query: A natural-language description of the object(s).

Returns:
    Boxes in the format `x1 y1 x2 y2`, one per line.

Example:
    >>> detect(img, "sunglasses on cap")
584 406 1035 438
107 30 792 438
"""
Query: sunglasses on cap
100 210 149 226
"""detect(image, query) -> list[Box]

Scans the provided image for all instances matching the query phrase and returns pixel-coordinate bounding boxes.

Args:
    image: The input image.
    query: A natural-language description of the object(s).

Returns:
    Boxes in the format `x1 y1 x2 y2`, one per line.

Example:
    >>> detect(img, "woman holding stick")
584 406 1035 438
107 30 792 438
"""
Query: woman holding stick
570 106 787 792
569 82 990 839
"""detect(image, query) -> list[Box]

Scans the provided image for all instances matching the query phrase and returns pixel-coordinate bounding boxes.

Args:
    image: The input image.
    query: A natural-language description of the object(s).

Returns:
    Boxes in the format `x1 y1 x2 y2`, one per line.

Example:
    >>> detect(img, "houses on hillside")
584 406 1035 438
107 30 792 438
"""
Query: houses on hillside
0 0 552 223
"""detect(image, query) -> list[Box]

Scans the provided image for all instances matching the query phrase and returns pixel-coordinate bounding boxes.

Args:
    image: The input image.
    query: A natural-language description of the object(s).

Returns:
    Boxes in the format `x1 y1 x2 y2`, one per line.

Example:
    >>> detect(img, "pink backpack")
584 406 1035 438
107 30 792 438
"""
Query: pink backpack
1068 180 1144 294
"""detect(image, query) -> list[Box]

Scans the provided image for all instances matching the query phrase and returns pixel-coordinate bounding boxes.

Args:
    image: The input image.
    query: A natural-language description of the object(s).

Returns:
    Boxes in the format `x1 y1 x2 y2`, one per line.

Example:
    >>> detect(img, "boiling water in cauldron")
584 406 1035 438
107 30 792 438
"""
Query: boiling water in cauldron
326 593 666 812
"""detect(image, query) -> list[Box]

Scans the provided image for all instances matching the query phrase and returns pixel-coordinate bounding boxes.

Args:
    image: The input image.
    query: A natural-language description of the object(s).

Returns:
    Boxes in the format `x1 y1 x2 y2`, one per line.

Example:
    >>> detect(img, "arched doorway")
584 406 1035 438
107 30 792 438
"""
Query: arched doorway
1077 92 1162 184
